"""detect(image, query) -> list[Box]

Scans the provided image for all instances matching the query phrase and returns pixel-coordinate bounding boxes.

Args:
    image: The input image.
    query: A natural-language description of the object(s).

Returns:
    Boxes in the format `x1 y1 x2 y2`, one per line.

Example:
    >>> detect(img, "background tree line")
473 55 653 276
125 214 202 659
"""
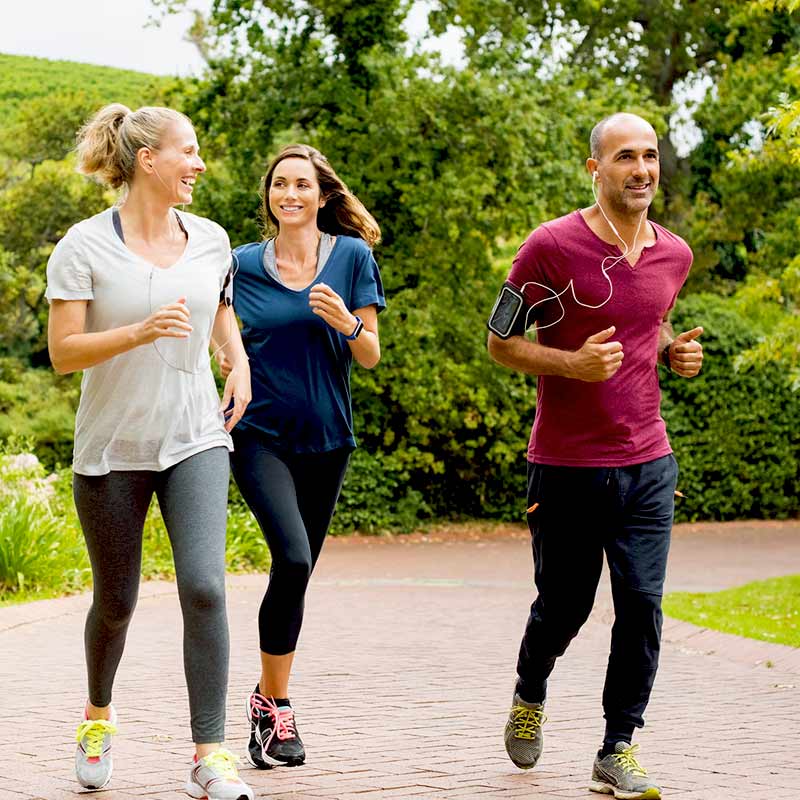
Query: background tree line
1 0 799 531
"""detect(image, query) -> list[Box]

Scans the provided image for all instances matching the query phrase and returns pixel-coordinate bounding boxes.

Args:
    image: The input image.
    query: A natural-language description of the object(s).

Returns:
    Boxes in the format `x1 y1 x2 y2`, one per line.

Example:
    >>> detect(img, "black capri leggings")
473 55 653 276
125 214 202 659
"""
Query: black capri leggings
230 430 350 655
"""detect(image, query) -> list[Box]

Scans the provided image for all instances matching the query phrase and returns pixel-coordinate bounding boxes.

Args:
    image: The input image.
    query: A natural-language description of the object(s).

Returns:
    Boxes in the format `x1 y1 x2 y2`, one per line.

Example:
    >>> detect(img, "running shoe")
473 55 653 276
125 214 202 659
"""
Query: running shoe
185 749 254 800
245 687 305 768
75 705 117 790
503 691 546 769
590 741 661 799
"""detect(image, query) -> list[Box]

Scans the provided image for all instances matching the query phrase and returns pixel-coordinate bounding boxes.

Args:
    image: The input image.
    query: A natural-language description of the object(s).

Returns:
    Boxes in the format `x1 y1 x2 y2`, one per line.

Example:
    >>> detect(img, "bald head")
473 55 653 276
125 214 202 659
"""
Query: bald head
590 113 657 160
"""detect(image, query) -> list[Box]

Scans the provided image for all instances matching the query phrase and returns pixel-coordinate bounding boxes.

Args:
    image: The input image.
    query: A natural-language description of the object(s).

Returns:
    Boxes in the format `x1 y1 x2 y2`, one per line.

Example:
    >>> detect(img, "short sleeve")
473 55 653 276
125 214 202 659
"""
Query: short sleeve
505 226 561 326
45 228 93 302
350 242 386 313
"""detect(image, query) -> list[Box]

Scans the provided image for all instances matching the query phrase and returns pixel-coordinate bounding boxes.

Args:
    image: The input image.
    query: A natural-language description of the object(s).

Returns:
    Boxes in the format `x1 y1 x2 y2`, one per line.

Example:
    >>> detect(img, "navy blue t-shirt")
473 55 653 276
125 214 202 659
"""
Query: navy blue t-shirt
232 235 386 453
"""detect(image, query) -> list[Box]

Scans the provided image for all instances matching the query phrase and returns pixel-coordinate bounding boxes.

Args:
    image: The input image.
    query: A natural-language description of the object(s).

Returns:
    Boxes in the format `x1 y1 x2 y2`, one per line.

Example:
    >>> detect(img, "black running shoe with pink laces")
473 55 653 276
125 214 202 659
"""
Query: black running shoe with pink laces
245 686 305 769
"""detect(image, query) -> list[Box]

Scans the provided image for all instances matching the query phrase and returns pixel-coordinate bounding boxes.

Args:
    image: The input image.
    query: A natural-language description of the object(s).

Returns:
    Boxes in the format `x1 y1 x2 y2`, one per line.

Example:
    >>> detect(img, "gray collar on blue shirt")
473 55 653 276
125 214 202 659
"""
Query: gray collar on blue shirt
263 233 334 286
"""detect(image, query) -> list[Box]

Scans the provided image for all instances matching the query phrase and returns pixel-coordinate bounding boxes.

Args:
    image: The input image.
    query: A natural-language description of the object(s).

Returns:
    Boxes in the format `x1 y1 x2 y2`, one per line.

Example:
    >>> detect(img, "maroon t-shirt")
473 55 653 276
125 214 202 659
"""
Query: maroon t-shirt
507 210 693 467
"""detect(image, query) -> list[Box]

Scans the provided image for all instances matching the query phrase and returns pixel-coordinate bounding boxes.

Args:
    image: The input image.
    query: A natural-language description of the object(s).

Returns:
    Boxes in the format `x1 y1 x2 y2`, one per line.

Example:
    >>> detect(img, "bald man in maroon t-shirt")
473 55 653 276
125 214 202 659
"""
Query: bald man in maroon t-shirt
487 113 703 800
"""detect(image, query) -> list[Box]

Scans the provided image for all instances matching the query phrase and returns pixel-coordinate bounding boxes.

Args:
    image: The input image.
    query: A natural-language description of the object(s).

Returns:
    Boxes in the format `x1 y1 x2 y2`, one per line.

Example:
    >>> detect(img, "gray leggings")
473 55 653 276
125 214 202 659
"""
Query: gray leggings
73 446 230 744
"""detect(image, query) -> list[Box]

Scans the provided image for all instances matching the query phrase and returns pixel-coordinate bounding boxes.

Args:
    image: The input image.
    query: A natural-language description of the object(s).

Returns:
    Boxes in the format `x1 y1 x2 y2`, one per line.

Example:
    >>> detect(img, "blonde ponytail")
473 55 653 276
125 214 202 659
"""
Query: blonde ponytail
76 104 191 189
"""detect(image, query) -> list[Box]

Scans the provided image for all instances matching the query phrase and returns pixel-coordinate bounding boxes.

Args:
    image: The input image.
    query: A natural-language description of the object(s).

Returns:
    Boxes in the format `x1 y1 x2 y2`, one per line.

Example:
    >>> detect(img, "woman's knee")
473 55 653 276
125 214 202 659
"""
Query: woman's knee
273 551 313 587
93 593 137 633
181 577 226 615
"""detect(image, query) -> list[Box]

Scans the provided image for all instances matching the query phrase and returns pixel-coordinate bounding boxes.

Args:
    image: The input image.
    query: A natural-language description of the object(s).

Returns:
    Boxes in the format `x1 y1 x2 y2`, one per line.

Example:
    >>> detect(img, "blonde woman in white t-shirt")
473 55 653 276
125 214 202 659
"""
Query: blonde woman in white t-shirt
46 104 254 800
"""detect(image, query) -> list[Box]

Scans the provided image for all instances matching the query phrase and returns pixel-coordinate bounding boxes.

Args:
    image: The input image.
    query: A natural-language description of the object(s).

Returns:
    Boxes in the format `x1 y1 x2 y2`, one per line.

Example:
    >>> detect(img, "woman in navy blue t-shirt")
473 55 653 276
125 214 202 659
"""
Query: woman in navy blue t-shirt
227 144 385 770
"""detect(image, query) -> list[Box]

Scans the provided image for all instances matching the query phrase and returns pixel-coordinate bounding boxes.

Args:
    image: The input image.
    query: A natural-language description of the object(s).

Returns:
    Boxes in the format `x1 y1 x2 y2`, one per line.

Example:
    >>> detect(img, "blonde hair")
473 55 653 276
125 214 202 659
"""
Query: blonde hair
260 144 381 247
76 104 191 189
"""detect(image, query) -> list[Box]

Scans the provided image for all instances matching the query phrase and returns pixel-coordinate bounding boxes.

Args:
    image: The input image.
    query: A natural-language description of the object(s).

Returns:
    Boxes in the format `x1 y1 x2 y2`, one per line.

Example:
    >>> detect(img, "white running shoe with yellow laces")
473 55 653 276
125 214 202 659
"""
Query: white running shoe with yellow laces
75 705 117 790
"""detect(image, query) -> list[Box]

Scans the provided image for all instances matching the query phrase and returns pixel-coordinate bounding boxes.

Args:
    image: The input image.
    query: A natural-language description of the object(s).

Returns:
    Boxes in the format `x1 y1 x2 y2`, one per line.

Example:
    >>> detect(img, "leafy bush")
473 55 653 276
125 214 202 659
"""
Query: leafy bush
0 359 79 468
663 293 800 521
0 452 87 596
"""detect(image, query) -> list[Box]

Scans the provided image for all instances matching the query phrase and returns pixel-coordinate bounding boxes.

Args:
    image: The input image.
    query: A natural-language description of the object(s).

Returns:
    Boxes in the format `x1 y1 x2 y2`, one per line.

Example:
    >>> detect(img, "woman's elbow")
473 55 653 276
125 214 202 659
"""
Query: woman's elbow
357 347 381 369
48 348 75 375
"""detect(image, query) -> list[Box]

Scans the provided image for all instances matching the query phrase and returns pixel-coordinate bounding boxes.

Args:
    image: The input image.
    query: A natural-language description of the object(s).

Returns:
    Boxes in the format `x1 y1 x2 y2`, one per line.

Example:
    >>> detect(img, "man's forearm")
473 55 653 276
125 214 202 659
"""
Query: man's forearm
487 332 575 378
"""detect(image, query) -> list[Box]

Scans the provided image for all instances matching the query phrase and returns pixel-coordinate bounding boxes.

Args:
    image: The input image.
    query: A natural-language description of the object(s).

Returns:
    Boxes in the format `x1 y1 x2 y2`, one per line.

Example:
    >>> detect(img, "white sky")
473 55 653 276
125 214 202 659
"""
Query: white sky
0 1 211 76
0 0 458 76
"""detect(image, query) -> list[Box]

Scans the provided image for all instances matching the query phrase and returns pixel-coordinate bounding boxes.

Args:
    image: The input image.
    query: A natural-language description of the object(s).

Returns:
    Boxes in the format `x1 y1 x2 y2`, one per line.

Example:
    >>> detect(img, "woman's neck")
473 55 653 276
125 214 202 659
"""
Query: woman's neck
275 226 321 267
119 185 180 243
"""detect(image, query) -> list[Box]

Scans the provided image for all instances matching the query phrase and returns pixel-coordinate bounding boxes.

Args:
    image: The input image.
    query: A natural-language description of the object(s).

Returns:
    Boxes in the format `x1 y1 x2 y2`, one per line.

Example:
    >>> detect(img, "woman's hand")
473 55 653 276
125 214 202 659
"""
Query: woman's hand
309 283 359 336
220 363 252 431
137 297 193 344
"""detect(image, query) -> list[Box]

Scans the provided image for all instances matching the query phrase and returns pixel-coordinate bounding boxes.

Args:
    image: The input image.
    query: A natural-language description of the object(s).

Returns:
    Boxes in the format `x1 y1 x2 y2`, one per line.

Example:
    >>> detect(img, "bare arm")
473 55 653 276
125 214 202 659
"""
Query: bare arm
487 325 624 382
211 304 251 432
345 304 380 369
48 297 192 375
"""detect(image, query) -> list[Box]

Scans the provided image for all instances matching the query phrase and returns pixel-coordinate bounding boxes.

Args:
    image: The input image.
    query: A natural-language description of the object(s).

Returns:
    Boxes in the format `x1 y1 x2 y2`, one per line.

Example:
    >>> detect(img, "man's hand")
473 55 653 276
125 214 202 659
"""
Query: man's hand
668 326 703 378
568 326 624 382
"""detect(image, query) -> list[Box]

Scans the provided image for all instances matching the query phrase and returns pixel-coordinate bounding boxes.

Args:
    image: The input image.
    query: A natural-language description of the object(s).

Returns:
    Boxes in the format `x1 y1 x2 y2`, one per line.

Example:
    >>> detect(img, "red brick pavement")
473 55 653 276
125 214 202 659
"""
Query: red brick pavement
0 520 798 800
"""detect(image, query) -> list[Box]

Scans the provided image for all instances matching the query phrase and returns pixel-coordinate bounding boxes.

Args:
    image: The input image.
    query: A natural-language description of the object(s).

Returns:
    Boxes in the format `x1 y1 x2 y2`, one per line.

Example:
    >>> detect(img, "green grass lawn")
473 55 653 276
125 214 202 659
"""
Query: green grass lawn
663 575 800 648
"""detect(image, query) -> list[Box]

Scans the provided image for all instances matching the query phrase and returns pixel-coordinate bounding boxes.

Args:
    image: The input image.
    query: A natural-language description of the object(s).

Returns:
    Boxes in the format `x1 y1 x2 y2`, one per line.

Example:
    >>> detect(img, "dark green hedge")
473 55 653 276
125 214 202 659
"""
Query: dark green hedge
4 294 797 531
663 294 800 521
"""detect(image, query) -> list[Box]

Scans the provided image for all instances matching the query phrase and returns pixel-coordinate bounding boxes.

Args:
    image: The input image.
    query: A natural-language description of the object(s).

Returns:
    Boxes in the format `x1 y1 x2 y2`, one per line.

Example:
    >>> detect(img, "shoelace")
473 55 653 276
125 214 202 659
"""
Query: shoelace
510 704 547 739
613 743 648 776
201 748 240 779
250 693 297 742
75 719 117 758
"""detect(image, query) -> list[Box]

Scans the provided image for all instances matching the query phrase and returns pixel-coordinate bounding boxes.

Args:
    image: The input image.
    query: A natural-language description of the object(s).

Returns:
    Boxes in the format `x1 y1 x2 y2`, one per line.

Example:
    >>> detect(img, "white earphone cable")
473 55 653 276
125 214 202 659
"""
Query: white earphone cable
516 174 646 333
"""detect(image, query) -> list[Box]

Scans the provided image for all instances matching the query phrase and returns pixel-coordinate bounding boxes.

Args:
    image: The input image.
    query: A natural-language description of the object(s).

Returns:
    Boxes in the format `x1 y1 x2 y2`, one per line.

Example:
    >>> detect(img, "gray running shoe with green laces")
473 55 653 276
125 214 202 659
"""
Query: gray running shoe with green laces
503 692 546 769
74 705 117 790
590 741 661 799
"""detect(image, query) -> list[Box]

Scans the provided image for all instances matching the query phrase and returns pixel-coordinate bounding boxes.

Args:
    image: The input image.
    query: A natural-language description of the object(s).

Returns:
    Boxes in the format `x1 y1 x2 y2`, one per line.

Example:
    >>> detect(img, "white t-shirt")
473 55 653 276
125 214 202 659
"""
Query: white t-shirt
46 207 233 475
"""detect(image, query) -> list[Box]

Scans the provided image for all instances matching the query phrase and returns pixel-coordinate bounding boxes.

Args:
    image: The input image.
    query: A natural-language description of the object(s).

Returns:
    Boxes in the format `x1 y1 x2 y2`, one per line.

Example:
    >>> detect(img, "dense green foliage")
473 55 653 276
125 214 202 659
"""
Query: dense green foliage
0 450 269 603
664 574 800 648
1 0 799 547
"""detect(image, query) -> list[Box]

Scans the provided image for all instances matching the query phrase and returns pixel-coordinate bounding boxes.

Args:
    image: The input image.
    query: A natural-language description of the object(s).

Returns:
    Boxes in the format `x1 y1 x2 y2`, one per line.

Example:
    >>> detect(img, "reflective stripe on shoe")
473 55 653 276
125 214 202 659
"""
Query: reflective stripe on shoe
590 742 661 800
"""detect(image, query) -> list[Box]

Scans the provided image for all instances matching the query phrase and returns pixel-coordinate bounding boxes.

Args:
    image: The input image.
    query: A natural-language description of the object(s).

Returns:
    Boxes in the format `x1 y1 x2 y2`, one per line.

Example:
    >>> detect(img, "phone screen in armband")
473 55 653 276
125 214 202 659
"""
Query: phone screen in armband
487 285 524 338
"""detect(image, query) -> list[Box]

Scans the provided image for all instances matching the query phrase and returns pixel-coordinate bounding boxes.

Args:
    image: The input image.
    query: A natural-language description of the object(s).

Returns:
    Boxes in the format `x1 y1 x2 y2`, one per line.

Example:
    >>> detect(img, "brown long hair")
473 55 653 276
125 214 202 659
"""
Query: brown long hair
260 144 381 247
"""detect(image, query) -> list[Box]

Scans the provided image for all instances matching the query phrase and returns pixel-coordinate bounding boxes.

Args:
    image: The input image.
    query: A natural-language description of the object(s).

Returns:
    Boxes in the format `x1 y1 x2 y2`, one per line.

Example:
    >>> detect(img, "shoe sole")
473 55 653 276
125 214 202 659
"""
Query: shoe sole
589 781 661 800
185 779 252 800
243 696 305 769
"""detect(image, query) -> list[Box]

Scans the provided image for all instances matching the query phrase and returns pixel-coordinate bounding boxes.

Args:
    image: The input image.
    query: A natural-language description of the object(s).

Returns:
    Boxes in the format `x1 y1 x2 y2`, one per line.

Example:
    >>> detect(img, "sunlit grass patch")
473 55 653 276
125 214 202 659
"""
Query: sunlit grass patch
663 575 800 648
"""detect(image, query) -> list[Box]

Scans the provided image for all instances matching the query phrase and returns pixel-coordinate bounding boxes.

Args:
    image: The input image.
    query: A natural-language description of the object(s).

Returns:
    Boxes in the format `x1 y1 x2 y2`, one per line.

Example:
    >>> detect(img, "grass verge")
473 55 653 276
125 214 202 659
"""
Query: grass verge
663 575 800 648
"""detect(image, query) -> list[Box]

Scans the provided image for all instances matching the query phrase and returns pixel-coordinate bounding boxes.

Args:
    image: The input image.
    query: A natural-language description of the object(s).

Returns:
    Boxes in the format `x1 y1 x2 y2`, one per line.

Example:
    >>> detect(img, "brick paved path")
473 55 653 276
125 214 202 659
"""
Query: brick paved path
1 521 798 800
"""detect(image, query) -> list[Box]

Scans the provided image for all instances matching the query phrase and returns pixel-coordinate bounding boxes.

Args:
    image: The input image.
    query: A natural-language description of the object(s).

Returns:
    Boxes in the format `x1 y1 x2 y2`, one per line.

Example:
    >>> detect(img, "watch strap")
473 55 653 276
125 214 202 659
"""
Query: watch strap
661 343 672 371
345 315 364 341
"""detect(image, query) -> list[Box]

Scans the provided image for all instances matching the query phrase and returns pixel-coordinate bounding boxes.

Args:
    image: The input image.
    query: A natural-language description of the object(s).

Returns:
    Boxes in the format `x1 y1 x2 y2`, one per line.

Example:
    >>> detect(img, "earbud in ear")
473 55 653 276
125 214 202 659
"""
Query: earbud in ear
592 171 599 181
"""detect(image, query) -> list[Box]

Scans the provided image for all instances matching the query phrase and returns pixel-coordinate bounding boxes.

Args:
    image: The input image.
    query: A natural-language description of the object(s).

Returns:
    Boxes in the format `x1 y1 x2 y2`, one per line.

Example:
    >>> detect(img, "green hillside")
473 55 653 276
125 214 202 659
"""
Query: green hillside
0 53 167 120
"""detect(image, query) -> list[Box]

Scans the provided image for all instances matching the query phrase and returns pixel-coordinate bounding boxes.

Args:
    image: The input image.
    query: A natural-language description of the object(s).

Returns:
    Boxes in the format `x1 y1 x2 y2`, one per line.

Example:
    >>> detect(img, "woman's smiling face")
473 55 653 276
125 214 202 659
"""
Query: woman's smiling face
268 157 325 231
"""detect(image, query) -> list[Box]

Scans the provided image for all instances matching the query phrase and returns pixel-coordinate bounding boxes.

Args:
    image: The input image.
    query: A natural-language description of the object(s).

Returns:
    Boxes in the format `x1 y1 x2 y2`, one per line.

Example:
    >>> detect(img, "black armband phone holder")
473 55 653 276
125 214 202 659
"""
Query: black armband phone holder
487 285 525 339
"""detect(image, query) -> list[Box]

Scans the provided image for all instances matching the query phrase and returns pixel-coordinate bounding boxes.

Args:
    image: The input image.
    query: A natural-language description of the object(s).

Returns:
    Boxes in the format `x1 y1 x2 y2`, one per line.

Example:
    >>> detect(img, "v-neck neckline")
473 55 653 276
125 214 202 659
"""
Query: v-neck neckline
259 235 341 293
110 207 191 272
576 209 658 270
